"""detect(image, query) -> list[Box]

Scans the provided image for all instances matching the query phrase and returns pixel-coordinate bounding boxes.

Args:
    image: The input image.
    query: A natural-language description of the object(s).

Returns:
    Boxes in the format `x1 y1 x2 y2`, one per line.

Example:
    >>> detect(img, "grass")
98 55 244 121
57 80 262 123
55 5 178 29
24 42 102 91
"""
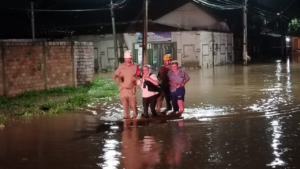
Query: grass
0 78 119 119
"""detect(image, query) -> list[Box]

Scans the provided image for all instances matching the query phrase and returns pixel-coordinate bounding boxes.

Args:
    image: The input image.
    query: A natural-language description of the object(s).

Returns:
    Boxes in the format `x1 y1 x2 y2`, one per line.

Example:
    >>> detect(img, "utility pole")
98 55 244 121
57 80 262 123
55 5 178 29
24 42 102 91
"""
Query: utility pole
31 2 35 40
279 0 295 61
279 12 286 59
243 0 248 65
110 0 118 69
142 0 148 68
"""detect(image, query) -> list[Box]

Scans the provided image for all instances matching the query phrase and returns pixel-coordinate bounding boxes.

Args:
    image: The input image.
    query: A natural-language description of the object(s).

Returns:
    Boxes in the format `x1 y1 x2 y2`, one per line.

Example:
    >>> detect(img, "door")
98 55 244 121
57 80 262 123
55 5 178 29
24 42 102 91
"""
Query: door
164 43 177 59
107 48 116 71
213 43 218 66
202 44 210 68
100 51 106 70
219 33 227 64
200 32 211 68
132 42 177 69
94 48 99 72
182 45 198 68
227 34 233 62
152 44 162 70
107 47 128 71
213 33 220 66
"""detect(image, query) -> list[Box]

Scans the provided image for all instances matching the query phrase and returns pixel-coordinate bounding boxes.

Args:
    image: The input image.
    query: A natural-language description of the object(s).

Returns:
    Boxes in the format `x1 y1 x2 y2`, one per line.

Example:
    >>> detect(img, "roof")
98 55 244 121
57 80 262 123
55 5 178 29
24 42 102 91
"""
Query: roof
64 20 187 36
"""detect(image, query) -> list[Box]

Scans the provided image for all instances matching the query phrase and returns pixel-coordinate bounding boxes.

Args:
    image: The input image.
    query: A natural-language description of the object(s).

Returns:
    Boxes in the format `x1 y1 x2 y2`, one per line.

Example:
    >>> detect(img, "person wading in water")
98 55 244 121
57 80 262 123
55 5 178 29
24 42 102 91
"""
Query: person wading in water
113 50 141 119
137 65 160 118
168 61 190 117
156 54 172 114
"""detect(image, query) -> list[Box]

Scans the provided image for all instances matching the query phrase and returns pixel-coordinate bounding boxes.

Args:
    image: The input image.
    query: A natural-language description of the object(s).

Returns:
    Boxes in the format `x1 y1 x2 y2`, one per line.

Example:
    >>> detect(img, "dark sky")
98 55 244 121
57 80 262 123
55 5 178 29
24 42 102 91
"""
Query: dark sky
0 0 299 38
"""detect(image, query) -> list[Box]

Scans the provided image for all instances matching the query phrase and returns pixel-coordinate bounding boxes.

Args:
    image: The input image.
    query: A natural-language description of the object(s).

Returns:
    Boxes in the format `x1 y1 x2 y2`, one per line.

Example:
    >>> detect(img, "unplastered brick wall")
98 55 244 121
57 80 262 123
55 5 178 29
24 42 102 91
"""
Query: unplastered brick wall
0 41 94 97
3 42 45 96
74 42 94 86
47 42 73 88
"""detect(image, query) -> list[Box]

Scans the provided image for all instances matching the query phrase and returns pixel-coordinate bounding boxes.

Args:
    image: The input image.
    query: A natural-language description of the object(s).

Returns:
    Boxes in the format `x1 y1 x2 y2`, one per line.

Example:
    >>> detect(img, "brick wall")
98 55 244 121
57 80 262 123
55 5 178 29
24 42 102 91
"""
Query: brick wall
47 42 73 88
74 42 94 85
4 43 45 96
0 41 94 97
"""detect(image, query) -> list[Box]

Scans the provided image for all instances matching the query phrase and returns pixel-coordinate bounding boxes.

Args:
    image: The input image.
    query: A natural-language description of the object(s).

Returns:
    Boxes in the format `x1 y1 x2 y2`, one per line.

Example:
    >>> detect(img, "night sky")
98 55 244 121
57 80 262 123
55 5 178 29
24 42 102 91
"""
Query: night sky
0 0 299 38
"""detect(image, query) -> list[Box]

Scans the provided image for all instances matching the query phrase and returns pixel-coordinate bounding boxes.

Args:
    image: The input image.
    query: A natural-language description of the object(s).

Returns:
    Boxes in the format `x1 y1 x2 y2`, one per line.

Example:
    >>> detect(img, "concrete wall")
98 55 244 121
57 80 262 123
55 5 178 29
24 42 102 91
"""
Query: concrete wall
66 30 233 71
173 31 234 68
73 33 135 71
198 31 234 68
0 41 94 97
172 31 200 67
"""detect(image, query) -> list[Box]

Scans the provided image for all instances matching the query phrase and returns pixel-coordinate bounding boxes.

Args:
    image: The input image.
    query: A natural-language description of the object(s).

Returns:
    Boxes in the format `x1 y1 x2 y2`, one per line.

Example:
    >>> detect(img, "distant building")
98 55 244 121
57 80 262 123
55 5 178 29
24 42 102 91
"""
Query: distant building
60 2 234 71
291 37 300 62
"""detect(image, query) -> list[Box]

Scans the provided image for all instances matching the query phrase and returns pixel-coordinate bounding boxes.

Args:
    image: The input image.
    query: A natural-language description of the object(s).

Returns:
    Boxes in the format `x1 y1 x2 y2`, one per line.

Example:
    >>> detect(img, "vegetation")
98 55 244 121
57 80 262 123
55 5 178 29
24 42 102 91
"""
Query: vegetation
0 78 118 119
288 18 300 36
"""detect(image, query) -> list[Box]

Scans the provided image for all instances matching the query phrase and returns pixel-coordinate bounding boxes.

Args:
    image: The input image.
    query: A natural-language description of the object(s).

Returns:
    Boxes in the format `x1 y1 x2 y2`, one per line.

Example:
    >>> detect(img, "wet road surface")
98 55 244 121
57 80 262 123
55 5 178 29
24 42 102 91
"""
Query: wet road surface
1 61 300 169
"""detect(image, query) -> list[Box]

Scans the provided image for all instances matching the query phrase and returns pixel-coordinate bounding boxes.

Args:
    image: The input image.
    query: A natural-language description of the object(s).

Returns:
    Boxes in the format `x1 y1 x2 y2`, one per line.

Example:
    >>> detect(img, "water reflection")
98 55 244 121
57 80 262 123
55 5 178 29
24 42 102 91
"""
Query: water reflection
266 119 286 167
264 60 290 167
120 121 161 169
99 139 121 169
166 121 190 166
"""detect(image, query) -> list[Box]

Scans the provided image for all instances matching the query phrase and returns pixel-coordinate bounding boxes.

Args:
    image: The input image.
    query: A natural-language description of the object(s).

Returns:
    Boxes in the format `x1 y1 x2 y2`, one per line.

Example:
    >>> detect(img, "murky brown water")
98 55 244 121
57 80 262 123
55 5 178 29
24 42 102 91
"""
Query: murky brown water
1 60 300 169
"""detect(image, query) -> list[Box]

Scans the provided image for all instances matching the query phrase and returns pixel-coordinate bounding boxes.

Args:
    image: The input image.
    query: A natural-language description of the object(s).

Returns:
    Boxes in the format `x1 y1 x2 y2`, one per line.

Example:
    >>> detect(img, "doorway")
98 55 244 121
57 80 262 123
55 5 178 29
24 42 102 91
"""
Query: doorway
132 42 177 70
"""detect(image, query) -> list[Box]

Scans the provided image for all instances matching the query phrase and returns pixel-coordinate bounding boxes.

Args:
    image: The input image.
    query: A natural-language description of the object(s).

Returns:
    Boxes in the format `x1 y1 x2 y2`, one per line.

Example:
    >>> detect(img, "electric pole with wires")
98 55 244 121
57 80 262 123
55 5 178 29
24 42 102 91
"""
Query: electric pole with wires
31 2 35 40
110 0 119 69
142 0 148 68
243 0 248 65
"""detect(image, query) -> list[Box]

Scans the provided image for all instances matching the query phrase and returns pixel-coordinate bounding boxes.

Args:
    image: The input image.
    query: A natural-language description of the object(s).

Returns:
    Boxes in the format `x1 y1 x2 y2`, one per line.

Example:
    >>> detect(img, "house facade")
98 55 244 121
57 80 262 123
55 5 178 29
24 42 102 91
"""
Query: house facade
62 2 234 71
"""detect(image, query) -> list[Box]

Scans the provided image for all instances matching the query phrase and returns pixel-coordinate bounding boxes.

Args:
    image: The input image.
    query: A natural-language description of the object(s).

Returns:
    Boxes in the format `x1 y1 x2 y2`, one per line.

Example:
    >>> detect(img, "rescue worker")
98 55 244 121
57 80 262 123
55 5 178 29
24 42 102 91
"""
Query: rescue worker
113 50 141 119
157 54 172 114
168 60 190 117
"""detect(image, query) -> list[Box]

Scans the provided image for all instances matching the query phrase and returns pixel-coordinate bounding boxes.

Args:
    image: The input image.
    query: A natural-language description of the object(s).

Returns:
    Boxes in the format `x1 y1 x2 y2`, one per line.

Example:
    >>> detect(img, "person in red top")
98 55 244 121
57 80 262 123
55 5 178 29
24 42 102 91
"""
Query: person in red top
113 50 141 119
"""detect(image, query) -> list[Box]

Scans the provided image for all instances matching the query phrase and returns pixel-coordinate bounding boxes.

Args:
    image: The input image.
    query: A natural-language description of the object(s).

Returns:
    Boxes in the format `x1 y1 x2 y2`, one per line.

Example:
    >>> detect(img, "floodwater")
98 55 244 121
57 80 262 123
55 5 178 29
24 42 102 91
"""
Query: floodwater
1 60 300 169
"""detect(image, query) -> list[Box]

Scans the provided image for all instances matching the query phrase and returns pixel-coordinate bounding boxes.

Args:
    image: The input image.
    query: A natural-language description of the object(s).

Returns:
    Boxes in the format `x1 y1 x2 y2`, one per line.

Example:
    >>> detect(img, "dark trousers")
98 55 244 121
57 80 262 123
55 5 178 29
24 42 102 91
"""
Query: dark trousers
143 94 159 116
160 86 172 110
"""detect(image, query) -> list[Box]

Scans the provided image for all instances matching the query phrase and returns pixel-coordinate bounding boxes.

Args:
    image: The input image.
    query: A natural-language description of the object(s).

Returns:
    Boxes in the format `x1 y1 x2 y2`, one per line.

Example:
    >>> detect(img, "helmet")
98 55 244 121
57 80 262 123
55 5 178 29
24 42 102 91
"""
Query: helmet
163 54 171 61
171 60 179 64
124 50 132 59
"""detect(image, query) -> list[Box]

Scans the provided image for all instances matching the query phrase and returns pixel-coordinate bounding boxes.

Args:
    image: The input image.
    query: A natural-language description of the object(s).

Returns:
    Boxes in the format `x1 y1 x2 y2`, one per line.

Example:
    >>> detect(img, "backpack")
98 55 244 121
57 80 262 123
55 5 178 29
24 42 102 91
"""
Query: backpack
146 73 161 92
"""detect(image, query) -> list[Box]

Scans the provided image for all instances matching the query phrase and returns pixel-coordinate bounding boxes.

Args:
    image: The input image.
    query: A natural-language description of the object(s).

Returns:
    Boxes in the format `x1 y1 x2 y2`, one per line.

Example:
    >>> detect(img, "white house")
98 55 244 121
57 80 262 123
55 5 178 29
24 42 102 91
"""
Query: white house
62 2 234 71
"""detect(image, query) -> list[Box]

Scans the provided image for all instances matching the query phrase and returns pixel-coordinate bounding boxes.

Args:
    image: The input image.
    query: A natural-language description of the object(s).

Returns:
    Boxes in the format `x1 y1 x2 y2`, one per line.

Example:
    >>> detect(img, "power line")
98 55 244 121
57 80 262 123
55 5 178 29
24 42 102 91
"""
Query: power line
281 0 296 14
7 7 111 12
257 0 278 10
43 0 76 9
193 0 243 10
3 0 127 12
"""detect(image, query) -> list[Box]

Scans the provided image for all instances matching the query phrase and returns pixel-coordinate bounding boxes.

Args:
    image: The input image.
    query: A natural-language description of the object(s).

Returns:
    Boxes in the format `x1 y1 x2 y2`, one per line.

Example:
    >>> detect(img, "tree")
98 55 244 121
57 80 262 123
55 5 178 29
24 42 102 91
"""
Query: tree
288 18 300 36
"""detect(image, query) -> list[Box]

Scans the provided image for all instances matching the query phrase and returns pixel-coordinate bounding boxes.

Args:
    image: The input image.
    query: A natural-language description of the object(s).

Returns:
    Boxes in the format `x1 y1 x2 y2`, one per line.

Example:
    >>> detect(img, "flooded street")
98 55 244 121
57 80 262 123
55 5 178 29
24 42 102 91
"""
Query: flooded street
1 61 300 169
